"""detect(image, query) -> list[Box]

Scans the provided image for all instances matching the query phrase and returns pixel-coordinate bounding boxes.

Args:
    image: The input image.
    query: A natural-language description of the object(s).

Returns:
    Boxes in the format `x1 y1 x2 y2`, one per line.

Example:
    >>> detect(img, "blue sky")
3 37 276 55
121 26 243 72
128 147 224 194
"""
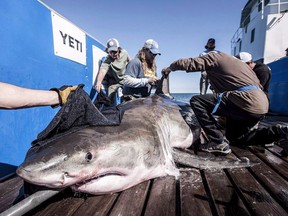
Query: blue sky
41 0 248 93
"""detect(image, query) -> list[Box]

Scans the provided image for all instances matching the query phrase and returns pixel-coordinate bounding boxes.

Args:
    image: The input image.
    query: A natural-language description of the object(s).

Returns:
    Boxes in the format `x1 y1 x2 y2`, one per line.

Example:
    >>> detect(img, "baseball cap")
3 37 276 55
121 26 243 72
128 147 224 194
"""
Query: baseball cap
144 39 161 55
238 52 252 62
107 38 120 52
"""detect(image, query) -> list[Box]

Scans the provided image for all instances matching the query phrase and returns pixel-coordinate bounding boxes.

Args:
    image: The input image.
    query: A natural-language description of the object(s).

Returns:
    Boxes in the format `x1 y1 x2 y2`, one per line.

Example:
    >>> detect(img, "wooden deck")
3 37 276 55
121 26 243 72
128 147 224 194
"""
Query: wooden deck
1 115 288 216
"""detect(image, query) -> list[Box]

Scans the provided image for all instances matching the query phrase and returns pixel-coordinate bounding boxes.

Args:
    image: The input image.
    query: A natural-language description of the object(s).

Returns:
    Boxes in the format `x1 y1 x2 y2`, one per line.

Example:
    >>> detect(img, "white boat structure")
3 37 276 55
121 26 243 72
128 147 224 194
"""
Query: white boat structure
232 0 288 115
231 0 288 63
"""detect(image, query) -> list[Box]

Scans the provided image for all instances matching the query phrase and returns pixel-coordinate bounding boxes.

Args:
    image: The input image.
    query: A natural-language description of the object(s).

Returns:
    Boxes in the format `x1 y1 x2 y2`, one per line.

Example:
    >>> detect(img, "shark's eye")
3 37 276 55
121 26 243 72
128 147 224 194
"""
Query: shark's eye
85 152 93 161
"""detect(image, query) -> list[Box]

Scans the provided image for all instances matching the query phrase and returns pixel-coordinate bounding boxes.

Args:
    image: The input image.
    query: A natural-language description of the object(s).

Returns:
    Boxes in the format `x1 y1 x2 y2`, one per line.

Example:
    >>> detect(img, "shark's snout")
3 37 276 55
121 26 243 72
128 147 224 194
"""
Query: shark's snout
17 161 76 188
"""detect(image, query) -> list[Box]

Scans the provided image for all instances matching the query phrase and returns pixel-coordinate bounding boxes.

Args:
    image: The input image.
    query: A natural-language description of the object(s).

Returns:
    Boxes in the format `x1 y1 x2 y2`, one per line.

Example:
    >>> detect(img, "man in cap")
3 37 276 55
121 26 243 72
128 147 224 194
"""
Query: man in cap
285 48 288 57
236 52 271 99
123 39 161 99
199 38 219 95
94 38 130 105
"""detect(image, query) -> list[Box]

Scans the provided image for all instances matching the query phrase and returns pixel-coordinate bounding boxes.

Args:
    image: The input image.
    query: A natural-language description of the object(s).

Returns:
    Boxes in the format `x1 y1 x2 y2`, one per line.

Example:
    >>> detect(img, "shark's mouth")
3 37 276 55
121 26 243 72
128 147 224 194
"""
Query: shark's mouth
74 171 126 188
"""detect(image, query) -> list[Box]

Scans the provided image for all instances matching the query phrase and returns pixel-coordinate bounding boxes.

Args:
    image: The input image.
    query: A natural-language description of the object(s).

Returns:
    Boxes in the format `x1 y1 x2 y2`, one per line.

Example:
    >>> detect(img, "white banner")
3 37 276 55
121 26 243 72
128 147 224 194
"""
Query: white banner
51 12 86 65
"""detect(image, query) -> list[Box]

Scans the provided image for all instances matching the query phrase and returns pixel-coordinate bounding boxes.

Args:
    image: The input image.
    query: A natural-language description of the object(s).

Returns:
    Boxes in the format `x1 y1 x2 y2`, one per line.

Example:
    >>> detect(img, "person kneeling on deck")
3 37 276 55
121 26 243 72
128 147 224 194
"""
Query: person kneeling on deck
162 52 288 156
93 38 130 105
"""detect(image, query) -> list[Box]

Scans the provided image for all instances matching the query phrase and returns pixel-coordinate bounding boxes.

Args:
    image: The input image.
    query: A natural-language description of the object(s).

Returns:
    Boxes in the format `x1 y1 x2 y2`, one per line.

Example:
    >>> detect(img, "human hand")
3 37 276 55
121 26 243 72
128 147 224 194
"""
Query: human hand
94 83 102 93
161 67 172 77
148 77 159 85
50 84 84 106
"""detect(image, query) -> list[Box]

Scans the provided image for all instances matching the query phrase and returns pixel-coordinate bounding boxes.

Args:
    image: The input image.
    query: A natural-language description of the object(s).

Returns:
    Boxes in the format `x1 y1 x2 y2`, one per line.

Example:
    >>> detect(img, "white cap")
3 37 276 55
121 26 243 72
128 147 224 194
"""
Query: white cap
238 52 252 62
107 38 120 52
144 39 161 55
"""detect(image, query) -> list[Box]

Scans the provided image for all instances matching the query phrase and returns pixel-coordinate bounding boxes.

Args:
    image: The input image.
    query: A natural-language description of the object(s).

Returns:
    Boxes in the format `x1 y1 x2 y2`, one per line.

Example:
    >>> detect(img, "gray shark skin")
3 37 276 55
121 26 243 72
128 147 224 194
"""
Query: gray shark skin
16 77 257 195
17 95 200 195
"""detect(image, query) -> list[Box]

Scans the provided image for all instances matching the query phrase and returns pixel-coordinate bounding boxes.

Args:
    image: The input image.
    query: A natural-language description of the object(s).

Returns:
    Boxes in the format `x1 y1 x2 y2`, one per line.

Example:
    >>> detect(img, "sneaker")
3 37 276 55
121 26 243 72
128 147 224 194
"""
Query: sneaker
199 141 231 154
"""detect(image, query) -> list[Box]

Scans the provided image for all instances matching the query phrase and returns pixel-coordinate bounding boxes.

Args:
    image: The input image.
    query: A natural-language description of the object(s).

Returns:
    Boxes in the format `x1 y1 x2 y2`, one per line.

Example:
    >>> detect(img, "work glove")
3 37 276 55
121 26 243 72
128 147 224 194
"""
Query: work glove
50 84 84 107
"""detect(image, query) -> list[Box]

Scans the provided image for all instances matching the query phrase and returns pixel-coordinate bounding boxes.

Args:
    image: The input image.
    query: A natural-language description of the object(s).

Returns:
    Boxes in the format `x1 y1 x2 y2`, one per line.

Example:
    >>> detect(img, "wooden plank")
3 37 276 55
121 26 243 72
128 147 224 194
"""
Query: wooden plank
26 190 84 216
0 189 22 214
73 194 118 216
227 168 287 215
26 193 64 216
205 168 250 215
47 196 85 216
233 146 288 211
0 176 22 196
179 169 212 216
143 176 176 216
0 176 23 213
229 147 288 215
109 181 150 216
249 147 288 180
267 145 288 163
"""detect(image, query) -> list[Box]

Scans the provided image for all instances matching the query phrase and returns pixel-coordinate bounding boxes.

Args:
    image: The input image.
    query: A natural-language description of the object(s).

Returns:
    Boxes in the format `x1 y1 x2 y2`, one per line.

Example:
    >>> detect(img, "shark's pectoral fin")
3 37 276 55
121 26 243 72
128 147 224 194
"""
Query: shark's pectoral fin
172 148 260 170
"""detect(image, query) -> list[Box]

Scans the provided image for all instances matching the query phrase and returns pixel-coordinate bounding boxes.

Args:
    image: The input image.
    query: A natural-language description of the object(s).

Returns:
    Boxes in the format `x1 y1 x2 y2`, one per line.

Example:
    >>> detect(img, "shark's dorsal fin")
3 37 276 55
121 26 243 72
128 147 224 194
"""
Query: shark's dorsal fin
155 75 174 99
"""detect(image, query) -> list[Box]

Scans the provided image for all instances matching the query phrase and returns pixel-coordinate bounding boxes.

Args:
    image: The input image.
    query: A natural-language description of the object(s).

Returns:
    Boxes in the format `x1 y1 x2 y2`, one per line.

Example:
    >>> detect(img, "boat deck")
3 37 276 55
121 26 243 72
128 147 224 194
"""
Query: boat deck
1 115 288 216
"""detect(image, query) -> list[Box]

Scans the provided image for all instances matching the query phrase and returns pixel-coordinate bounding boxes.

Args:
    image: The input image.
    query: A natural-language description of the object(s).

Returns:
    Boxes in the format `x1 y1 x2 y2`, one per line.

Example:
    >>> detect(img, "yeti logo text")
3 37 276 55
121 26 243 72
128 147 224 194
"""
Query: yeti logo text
51 12 86 65
59 31 82 53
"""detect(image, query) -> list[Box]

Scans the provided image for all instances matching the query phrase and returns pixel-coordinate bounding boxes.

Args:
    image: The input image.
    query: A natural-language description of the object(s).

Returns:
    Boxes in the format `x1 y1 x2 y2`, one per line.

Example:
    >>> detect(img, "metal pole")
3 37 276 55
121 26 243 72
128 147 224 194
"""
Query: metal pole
0 190 61 216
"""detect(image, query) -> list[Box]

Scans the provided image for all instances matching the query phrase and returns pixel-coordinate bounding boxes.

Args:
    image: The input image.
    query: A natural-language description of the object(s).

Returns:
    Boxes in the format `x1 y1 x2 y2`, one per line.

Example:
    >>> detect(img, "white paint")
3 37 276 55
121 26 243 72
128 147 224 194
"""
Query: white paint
92 45 106 85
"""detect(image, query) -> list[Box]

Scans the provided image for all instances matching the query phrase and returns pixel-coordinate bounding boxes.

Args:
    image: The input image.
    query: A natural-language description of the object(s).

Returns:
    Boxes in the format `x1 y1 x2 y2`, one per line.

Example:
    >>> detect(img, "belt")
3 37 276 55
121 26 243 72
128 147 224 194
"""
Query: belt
211 85 260 115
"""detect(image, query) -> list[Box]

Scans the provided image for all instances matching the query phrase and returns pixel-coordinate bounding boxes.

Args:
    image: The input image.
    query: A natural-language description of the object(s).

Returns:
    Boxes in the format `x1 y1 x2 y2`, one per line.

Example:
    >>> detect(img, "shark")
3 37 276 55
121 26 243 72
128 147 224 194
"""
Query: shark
16 77 255 195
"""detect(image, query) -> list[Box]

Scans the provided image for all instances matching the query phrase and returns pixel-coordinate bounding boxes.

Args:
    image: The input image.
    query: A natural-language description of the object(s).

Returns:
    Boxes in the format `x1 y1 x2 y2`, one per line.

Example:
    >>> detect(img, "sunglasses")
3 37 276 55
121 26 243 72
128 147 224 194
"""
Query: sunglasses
109 50 118 55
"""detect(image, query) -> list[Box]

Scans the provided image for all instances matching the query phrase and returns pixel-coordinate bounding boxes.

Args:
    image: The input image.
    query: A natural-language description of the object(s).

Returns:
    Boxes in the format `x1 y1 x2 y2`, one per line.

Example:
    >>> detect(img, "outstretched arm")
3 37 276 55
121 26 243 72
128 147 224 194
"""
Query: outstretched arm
162 55 214 75
0 82 79 109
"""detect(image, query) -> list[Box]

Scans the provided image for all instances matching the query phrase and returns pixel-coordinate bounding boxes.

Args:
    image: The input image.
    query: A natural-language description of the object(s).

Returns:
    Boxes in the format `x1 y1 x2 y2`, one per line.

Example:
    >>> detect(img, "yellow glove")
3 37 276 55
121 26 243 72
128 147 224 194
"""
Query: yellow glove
50 84 84 106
